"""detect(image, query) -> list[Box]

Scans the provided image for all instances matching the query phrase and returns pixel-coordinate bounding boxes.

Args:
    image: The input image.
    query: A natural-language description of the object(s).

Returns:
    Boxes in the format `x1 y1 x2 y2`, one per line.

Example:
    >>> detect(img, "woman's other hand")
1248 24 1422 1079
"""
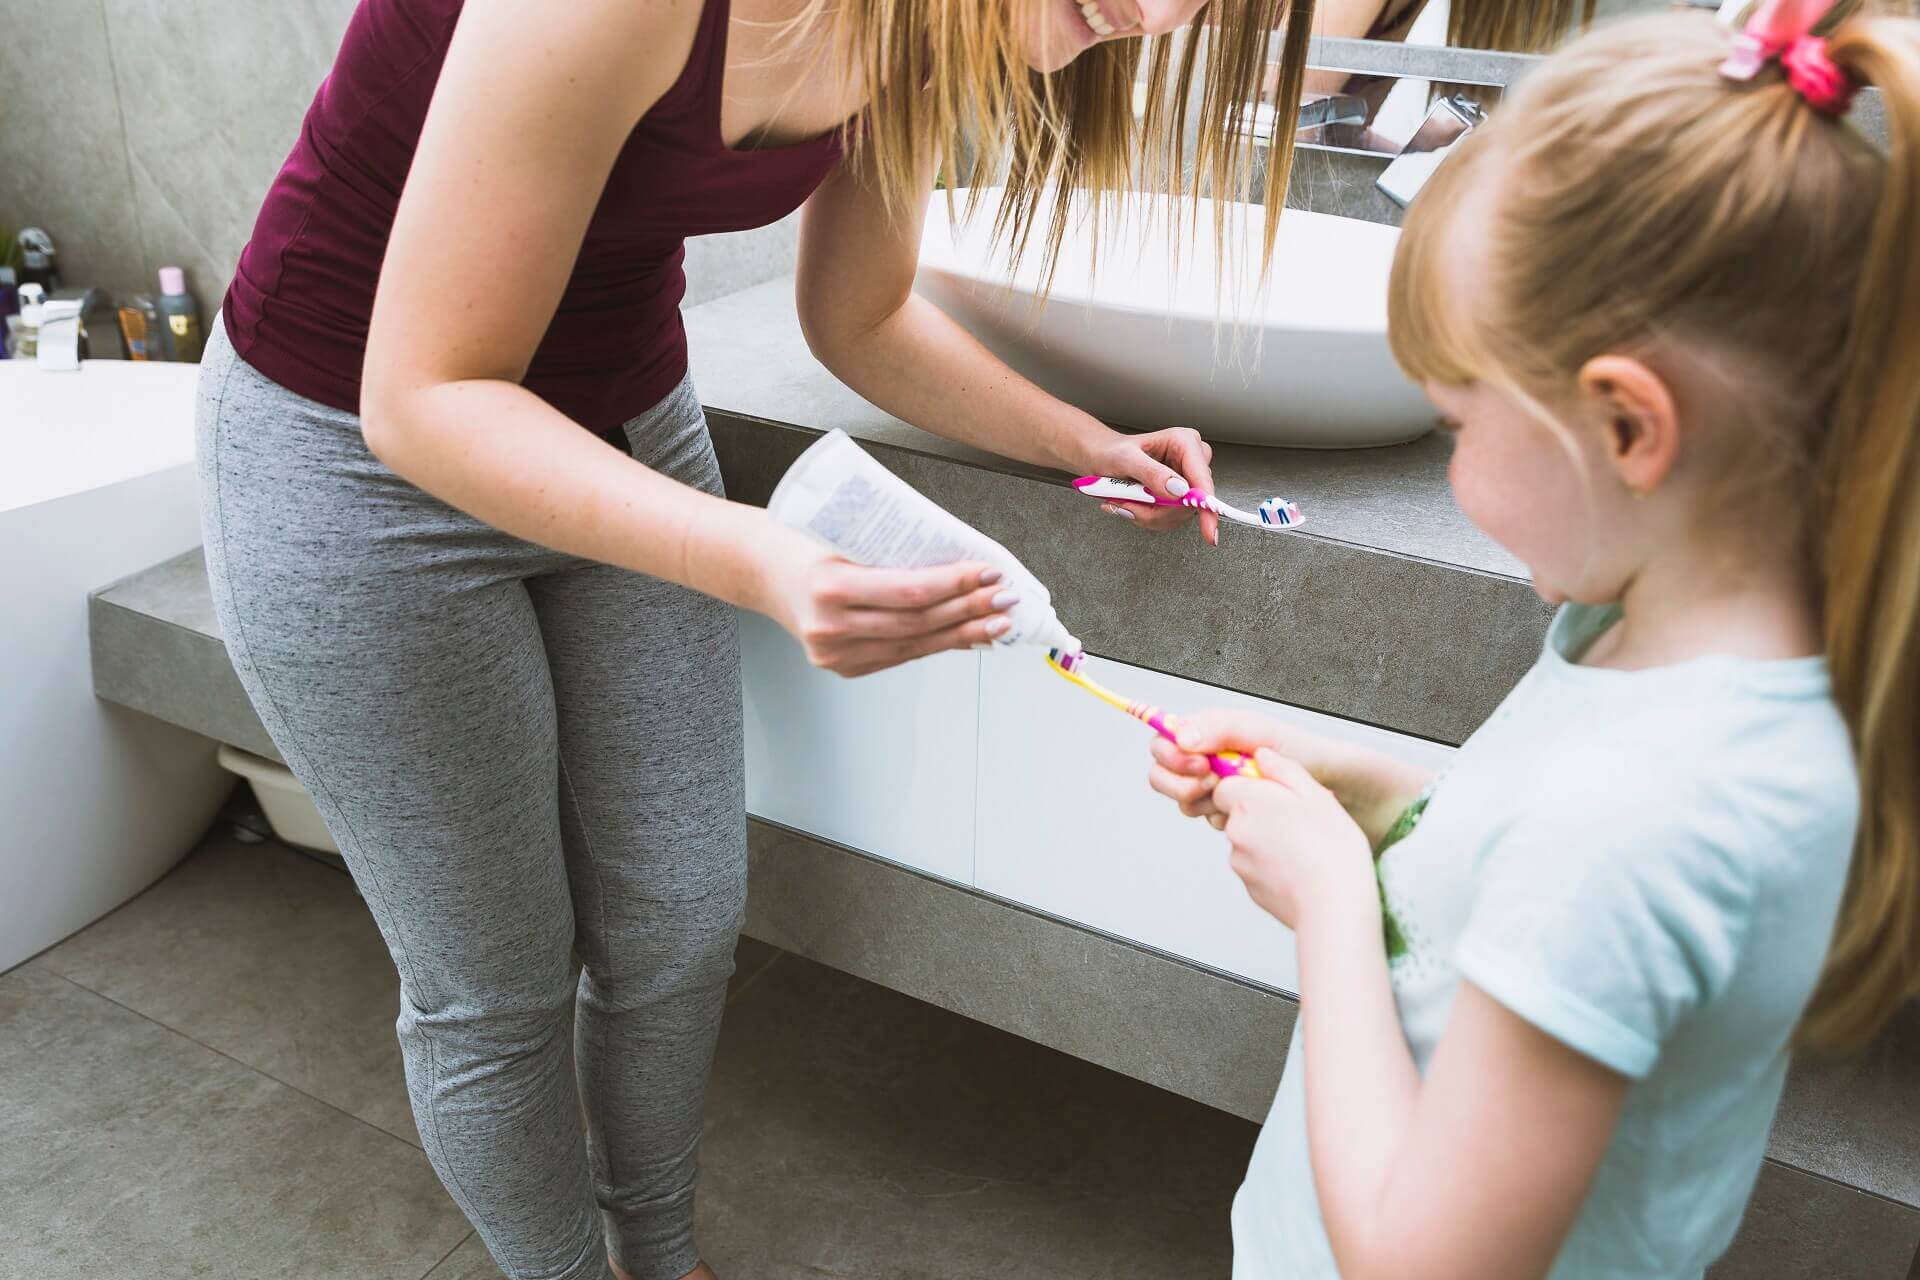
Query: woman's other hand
1083 426 1220 546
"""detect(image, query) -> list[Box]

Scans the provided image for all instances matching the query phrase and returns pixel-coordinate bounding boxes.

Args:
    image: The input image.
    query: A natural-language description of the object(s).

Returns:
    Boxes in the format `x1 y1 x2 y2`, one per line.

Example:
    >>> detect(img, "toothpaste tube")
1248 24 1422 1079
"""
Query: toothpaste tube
768 430 1082 656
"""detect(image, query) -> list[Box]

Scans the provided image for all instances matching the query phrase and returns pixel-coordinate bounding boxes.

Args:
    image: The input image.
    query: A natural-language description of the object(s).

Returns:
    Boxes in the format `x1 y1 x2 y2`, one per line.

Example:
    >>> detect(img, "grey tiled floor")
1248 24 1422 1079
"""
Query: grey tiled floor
4 836 1250 1279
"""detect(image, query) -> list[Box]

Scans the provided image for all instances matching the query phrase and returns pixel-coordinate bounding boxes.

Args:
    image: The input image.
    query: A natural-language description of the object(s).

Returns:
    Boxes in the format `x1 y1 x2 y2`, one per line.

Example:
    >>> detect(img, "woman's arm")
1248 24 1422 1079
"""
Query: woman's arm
1209 760 1629 1280
796 160 1223 543
362 0 1009 676
1302 0 1428 95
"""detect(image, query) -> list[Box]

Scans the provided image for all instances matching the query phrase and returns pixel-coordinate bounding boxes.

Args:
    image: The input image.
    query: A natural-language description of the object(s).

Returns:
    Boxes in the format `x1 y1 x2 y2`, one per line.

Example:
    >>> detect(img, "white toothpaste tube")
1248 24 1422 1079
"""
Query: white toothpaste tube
767 430 1082 656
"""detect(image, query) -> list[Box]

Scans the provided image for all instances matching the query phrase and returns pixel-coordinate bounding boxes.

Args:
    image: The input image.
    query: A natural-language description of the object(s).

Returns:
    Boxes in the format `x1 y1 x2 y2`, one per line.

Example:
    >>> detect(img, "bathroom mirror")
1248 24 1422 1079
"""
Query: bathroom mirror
1277 0 1719 157
1284 0 1906 148
1390 0 1694 50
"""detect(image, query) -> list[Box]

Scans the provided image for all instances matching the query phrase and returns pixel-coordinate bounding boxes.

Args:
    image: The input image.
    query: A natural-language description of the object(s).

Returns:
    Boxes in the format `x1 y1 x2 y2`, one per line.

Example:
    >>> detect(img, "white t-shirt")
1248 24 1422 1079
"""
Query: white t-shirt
1233 604 1858 1279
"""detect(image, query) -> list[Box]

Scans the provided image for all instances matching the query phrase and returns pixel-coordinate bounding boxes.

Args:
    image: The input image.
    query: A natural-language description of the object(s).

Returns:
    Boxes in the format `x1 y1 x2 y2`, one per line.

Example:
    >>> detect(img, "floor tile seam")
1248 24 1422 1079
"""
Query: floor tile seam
37 967 430 1155
419 1230 477 1280
1756 1151 1920 1215
725 951 786 1007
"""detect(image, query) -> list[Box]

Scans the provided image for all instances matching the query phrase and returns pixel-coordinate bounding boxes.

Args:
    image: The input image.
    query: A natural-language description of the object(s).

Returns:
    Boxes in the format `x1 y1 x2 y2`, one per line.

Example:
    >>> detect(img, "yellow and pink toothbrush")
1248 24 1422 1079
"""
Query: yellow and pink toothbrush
1045 648 1262 779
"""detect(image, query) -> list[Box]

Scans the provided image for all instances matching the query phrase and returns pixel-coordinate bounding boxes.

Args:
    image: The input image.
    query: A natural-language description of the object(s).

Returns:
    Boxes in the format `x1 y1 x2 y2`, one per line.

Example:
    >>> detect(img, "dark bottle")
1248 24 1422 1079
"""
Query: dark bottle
155 267 204 363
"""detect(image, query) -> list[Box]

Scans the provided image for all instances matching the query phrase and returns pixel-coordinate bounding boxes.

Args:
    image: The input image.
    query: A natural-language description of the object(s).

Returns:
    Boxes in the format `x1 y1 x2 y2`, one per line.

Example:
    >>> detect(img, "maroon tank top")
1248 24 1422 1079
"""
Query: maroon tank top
223 0 843 437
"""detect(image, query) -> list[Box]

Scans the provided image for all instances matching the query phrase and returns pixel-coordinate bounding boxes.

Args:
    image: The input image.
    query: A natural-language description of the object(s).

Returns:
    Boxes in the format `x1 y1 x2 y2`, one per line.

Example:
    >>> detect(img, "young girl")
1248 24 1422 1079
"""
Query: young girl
1149 4 1919 1276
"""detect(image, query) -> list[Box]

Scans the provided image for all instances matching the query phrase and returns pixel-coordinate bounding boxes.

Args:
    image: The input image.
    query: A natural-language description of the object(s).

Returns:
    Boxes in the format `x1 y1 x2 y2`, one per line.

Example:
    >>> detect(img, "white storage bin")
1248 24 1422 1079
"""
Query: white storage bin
216 745 339 854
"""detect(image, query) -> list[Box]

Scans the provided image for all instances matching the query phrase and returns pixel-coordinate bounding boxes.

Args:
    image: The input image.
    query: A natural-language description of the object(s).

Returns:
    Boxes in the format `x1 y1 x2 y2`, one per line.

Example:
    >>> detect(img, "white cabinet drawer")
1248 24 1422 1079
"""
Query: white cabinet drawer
739 611 980 884
974 650 1454 993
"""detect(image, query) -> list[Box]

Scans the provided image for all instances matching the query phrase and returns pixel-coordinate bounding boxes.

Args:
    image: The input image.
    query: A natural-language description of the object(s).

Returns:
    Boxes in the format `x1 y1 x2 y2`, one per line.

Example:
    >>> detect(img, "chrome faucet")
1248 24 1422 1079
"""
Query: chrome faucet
1237 93 1372 146
1296 93 1370 133
1375 94 1485 208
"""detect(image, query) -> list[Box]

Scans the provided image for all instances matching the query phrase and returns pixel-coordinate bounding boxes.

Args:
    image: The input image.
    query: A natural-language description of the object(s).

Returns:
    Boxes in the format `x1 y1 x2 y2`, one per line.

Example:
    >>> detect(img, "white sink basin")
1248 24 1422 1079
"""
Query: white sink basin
914 190 1434 448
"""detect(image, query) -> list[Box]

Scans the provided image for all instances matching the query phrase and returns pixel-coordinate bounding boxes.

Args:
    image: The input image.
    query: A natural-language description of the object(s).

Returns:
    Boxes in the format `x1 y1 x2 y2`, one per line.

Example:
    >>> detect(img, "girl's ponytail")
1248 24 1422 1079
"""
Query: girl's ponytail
1800 18 1920 1052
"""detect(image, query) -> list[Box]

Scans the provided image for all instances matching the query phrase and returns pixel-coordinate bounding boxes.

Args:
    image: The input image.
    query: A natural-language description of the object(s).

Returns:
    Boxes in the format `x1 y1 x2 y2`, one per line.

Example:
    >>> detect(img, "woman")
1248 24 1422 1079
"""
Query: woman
198 0 1308 1276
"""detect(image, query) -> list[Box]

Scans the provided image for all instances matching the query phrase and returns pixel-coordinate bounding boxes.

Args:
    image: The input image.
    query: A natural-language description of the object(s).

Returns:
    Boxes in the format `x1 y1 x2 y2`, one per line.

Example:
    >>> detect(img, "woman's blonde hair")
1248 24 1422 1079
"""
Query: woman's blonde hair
1450 0 1594 52
1390 12 1920 1051
788 0 1319 276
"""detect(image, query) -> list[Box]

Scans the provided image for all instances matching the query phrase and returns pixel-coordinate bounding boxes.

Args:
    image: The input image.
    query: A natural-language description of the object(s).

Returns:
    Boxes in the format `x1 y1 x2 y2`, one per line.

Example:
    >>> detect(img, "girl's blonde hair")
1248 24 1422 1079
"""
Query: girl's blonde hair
789 0 1318 275
1390 12 1920 1051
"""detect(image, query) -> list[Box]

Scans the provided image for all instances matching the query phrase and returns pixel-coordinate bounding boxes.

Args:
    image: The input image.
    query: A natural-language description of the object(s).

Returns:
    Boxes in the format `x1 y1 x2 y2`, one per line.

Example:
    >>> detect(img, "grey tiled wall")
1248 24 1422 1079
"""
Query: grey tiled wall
0 0 798 311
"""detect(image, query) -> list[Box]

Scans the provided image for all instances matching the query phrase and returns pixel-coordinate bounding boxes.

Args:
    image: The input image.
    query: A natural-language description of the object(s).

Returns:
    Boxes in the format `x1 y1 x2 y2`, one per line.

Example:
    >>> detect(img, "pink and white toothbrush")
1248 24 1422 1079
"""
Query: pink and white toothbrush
1072 476 1304 530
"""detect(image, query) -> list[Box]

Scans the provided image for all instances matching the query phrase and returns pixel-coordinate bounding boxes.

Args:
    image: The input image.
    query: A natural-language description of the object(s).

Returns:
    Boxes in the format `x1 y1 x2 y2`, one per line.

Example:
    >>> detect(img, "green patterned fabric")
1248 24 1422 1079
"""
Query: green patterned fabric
1373 787 1432 960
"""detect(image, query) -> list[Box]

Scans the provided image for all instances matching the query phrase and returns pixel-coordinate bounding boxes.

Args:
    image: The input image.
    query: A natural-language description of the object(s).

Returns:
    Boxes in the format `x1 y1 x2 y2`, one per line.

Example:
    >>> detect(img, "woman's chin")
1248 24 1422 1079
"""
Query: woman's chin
1023 13 1099 71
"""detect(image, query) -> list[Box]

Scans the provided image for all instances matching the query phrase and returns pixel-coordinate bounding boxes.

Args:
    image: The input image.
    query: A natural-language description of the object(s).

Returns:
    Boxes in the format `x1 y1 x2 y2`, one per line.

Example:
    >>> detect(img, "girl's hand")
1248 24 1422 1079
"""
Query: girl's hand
1148 709 1433 846
1083 426 1221 546
761 532 1013 678
1212 750 1376 929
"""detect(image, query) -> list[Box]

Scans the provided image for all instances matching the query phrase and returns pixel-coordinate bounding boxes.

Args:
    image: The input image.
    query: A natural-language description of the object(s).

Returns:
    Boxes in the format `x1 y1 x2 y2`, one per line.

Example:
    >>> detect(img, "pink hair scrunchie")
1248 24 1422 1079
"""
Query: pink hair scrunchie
1780 35 1857 115
1719 0 1859 116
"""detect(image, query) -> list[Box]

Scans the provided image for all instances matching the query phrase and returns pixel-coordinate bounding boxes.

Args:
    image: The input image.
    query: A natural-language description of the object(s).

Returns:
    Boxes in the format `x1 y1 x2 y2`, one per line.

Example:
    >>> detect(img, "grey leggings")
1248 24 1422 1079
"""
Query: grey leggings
196 325 745 1280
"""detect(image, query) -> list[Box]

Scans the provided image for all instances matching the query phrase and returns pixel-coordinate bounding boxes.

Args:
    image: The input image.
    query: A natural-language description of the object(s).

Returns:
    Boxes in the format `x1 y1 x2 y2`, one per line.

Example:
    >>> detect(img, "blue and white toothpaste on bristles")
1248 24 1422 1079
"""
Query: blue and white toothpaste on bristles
1071 476 1304 533
1255 496 1303 527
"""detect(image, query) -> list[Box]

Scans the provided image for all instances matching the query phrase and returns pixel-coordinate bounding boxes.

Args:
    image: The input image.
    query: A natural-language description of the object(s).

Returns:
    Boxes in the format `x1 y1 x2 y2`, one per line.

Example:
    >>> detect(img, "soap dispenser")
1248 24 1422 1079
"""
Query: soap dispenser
6 282 44 359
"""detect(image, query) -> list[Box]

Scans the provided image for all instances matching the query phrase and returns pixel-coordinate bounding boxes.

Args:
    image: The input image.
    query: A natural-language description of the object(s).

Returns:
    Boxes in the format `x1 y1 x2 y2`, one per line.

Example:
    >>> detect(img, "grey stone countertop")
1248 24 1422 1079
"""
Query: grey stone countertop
685 277 1550 746
686 277 1524 579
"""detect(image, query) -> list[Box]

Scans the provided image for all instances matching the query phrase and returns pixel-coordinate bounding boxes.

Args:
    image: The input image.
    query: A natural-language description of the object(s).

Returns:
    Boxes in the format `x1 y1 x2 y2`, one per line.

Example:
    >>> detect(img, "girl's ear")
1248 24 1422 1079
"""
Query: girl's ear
1577 355 1680 496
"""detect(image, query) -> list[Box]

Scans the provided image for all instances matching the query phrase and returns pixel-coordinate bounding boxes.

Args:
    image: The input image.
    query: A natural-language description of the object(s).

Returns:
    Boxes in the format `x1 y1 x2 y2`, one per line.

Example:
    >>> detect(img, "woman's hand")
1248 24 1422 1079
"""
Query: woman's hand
1147 709 1433 846
1212 750 1376 930
1081 426 1221 546
798 165 1224 547
758 530 1014 677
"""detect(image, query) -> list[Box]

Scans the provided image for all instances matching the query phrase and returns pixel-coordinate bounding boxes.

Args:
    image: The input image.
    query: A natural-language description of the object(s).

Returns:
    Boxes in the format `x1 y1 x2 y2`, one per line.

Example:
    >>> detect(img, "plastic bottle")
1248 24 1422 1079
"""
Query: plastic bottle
7 283 44 359
118 305 152 361
767 430 1083 656
0 268 15 361
15 228 60 293
155 267 204 362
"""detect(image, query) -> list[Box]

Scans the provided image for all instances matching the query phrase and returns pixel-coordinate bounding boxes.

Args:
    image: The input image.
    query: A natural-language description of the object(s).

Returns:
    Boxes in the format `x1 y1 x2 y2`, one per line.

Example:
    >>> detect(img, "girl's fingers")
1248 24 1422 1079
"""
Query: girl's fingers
1149 735 1214 776
1149 764 1218 816
1171 708 1293 757
1212 777 1244 813
1255 748 1317 792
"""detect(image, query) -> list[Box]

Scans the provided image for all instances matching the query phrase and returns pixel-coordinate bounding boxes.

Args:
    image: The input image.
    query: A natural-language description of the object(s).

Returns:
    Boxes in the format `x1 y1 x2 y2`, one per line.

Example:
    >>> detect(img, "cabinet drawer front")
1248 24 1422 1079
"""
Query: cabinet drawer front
739 611 980 884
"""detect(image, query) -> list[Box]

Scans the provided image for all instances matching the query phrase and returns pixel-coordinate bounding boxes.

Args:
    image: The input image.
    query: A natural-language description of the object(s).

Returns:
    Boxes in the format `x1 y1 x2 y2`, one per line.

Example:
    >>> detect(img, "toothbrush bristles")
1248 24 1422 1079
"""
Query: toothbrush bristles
1257 497 1302 528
